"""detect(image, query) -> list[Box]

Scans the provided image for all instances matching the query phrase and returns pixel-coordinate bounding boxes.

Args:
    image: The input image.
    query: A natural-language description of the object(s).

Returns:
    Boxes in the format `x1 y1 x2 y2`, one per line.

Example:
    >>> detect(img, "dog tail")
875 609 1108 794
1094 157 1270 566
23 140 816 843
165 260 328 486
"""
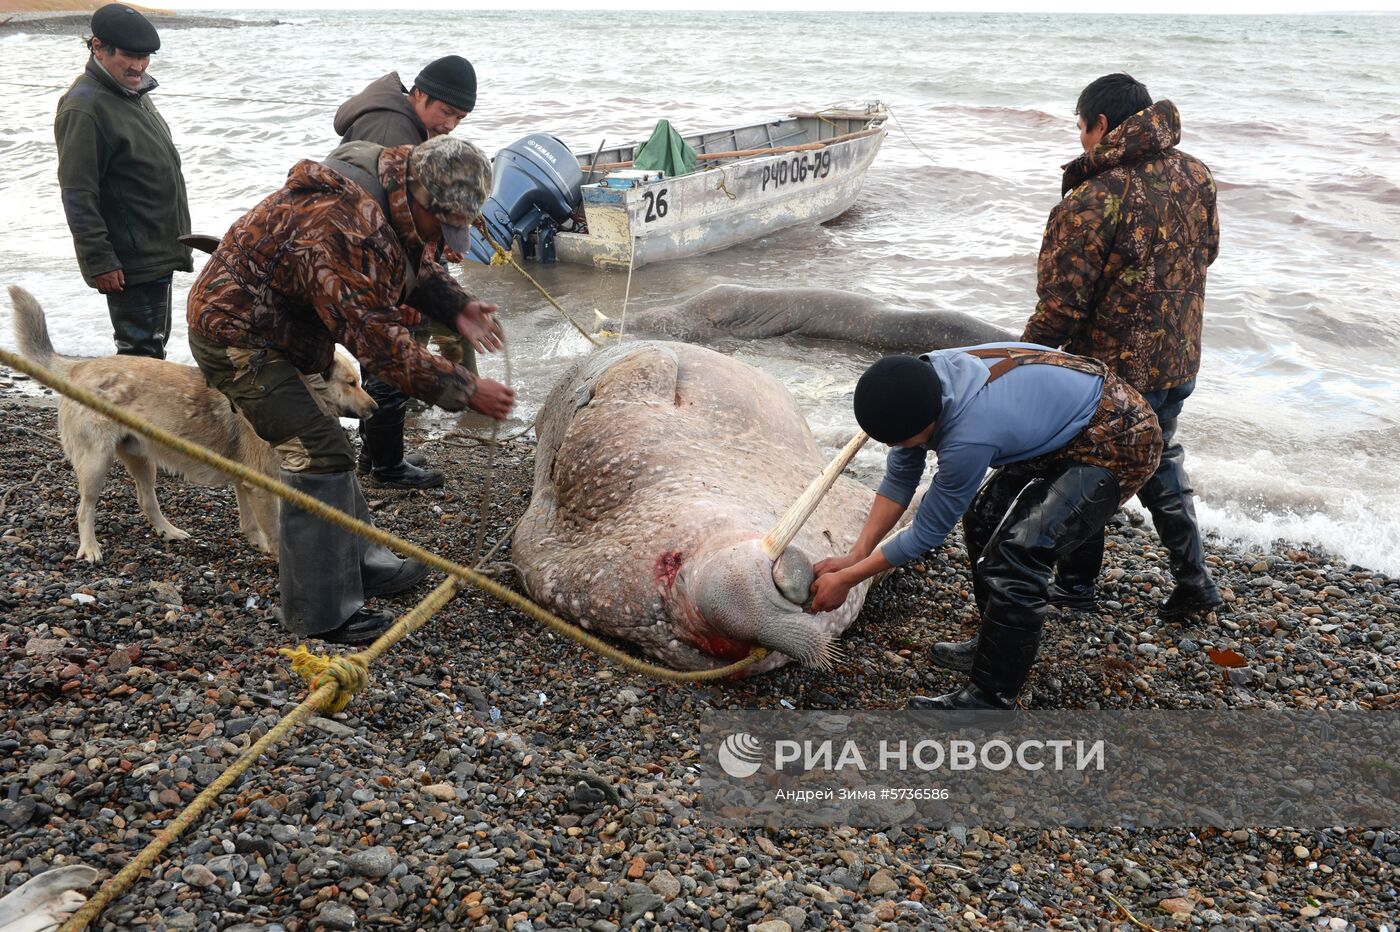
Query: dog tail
8 286 71 375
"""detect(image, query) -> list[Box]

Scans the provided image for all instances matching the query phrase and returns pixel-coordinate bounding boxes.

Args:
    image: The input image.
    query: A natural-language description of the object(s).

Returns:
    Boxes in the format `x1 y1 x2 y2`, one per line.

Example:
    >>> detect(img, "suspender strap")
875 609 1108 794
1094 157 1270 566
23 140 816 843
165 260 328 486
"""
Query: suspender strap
321 155 419 298
964 347 1044 382
321 157 391 218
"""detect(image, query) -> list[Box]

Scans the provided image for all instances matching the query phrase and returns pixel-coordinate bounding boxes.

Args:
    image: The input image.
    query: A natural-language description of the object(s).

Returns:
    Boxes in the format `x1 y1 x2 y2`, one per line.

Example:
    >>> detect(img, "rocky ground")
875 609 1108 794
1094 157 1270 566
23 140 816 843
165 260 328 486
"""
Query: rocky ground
1 380 1397 931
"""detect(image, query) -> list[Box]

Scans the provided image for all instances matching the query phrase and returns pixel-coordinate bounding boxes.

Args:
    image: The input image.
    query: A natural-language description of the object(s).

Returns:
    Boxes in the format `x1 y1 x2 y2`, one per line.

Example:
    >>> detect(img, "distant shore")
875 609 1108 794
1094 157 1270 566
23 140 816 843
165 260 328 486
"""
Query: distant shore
0 10 283 36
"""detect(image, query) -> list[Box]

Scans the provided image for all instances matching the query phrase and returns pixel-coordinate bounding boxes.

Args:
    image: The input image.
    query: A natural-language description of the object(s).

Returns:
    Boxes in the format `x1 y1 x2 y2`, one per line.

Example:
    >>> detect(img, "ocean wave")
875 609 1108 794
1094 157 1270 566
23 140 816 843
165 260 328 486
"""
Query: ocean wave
1191 494 1400 577
1309 170 1400 206
1199 119 1291 139
920 103 1062 126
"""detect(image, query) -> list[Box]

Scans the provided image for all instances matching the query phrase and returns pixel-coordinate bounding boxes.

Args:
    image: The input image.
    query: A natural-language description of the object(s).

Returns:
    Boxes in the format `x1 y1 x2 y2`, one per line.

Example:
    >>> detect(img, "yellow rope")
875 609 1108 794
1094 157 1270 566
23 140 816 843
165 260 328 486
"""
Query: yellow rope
58 678 341 932
0 339 770 930
0 345 764 685
280 575 461 713
477 229 600 346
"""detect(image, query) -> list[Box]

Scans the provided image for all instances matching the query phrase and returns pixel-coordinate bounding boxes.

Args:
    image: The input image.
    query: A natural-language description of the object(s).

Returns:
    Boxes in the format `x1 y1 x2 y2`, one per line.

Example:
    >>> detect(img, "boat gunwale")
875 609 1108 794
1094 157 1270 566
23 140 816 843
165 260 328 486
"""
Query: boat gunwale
576 105 888 176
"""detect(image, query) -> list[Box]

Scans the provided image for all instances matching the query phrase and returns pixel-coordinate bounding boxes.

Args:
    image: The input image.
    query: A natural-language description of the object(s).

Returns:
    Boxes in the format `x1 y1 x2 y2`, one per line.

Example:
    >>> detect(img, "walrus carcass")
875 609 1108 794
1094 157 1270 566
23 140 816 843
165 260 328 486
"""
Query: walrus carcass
513 340 880 674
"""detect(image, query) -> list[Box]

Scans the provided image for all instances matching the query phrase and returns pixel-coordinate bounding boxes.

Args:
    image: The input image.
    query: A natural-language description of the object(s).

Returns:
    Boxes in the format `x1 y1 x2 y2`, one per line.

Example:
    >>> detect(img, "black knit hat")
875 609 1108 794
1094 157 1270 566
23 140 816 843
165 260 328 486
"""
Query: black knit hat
90 3 160 55
414 55 476 113
853 355 943 445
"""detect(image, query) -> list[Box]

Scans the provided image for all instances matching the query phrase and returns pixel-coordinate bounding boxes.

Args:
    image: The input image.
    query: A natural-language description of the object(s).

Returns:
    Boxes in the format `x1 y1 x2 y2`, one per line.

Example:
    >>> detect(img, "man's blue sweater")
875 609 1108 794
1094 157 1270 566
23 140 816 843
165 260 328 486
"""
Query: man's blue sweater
878 343 1103 567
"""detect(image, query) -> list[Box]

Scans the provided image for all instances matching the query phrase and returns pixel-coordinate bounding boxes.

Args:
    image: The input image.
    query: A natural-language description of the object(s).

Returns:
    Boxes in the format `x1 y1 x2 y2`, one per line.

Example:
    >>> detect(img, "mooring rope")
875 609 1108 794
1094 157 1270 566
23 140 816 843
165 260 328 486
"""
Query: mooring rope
0 342 769 931
0 341 767 929
0 346 767 685
477 228 600 347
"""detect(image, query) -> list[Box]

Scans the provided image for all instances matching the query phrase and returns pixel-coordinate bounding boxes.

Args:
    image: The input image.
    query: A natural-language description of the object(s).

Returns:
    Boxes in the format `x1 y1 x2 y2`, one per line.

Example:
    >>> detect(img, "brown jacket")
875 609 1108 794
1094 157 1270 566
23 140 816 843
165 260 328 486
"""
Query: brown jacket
333 72 427 147
187 144 475 410
1022 100 1219 392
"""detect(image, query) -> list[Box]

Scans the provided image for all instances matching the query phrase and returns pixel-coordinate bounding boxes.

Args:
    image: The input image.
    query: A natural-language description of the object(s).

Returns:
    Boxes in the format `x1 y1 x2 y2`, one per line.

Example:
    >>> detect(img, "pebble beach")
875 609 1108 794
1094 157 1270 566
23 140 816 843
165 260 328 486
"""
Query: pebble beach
2 379 1397 931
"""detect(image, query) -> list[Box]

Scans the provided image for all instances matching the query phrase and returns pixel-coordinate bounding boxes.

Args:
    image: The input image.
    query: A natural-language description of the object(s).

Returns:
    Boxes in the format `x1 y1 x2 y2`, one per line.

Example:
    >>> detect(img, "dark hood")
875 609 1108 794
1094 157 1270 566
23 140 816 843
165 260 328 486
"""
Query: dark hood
1061 98 1182 195
333 71 424 137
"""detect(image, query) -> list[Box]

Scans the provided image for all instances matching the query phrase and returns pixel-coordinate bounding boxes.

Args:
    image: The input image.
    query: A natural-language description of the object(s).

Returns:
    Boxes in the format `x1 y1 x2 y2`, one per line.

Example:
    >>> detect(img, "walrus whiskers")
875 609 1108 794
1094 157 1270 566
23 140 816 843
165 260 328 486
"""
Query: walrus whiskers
760 431 869 561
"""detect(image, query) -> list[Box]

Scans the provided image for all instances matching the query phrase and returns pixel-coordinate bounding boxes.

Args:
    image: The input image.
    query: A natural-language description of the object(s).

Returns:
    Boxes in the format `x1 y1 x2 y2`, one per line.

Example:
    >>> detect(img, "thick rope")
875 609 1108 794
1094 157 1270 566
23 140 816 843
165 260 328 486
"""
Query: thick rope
9 338 765 929
0 345 765 683
477 229 600 346
618 235 637 341
278 575 463 714
57 675 340 931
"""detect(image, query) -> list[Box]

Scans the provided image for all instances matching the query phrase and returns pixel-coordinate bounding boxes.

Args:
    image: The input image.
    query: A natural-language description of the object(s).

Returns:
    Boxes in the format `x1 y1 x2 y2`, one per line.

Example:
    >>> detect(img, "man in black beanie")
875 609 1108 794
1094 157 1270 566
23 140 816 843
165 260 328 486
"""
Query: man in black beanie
808 344 1162 709
332 55 480 490
54 3 192 358
335 55 476 146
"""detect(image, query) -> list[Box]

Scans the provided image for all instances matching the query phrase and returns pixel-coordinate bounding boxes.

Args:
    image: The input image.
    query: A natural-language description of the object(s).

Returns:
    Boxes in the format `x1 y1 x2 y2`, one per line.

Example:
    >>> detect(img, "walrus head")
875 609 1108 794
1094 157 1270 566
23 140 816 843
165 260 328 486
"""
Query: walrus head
674 538 844 669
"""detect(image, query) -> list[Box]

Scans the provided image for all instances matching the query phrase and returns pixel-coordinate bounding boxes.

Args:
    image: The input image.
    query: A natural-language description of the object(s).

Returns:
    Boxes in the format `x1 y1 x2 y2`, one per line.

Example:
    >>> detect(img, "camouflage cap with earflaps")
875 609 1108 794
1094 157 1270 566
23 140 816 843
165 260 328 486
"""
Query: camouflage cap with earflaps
409 136 492 254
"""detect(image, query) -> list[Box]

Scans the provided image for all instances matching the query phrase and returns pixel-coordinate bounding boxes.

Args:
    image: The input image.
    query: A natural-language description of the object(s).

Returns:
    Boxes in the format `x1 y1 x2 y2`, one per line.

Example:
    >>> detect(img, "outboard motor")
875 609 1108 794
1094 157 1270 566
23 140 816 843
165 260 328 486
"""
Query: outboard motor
465 133 582 265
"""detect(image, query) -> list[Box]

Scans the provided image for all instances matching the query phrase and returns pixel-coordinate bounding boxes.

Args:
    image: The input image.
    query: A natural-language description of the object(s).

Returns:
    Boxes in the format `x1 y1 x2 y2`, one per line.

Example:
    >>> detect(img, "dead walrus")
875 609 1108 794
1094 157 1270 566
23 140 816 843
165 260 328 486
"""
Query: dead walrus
600 283 1012 352
513 340 881 673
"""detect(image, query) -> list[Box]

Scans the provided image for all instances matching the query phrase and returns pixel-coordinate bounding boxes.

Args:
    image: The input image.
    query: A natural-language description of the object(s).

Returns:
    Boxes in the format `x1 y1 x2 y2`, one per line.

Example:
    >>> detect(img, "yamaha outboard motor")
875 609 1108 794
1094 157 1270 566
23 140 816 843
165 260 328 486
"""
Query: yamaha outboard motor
465 133 582 265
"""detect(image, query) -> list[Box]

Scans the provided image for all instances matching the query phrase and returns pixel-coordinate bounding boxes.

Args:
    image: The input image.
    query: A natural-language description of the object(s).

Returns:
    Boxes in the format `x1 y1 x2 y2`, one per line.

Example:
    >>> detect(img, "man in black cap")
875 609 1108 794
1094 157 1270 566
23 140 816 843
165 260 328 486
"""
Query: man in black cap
333 55 480 490
54 2 192 359
808 345 1162 709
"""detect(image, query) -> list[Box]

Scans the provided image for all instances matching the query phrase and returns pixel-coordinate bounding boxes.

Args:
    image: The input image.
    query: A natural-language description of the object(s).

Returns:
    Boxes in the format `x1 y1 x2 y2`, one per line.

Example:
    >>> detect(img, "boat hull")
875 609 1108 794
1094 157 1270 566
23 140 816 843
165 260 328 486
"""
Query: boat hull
553 112 886 270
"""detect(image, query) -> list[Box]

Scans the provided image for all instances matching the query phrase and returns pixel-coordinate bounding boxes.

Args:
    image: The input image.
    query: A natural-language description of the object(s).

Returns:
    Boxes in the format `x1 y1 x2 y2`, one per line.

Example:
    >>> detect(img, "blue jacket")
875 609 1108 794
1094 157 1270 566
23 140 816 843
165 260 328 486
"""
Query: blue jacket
878 343 1103 567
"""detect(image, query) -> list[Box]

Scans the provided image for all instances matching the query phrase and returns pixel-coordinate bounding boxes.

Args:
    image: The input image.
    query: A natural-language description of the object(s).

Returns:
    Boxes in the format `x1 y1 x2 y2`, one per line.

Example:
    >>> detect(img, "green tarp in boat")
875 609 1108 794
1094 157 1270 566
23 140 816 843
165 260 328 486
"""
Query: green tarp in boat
631 119 698 177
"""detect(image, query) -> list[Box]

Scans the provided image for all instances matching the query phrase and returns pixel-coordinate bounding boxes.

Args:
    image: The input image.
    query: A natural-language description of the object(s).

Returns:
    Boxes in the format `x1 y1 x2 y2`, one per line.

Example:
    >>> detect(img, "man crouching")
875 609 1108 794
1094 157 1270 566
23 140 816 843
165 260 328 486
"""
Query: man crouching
187 136 514 645
808 345 1162 709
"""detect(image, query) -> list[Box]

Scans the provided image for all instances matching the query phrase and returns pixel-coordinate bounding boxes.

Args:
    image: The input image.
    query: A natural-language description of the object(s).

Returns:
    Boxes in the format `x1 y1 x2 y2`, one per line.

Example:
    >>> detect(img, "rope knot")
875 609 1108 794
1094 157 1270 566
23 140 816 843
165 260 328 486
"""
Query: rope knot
279 645 370 714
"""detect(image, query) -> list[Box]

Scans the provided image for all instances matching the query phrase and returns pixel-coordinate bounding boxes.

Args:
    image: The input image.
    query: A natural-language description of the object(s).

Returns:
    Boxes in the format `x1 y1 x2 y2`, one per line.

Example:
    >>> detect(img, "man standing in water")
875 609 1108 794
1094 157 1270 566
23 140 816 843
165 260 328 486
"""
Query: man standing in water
334 55 478 490
1017 73 1223 622
54 3 192 358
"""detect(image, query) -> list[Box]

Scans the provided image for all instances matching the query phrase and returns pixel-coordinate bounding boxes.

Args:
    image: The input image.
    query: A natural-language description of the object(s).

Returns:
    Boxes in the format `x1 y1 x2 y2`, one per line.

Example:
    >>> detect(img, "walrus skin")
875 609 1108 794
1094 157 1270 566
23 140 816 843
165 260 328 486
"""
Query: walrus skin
513 340 881 674
600 283 1013 352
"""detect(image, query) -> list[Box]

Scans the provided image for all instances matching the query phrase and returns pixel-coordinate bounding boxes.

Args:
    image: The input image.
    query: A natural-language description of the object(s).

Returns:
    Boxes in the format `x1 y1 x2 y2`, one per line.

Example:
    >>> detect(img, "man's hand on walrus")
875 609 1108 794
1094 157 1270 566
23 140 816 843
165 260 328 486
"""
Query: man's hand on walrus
454 299 505 353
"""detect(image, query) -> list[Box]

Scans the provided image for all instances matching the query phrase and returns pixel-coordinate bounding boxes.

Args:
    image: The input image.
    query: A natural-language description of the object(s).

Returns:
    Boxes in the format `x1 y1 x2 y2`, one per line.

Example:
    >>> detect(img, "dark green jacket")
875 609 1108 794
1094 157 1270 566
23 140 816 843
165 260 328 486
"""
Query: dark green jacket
54 57 193 287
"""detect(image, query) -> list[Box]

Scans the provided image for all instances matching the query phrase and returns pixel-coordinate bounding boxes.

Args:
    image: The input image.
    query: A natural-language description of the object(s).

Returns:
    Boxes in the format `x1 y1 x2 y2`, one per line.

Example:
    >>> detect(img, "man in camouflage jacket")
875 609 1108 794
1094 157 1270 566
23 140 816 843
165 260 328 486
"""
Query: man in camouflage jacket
1021 74 1222 620
188 136 514 645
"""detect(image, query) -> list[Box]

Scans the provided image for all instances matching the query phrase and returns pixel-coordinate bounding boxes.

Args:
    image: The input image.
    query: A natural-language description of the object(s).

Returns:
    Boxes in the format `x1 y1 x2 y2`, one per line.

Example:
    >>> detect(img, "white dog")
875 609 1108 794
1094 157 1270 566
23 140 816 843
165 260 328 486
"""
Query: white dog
8 286 375 563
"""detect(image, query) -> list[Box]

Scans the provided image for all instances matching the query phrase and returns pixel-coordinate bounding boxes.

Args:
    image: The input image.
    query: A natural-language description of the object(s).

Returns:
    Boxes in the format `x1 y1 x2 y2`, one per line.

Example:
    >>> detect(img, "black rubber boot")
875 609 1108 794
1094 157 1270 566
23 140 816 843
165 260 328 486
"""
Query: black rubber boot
350 480 430 598
961 467 1033 617
1138 415 1221 619
928 637 978 673
1049 530 1104 612
908 682 1006 710
321 607 395 645
106 276 172 359
277 470 385 637
358 448 429 474
358 377 444 490
912 466 1121 711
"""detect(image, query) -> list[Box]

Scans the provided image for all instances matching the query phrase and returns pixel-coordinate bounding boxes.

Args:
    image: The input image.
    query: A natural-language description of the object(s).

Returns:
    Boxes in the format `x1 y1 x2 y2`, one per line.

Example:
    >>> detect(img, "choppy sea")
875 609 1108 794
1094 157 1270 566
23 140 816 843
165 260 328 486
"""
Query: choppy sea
1 10 1397 572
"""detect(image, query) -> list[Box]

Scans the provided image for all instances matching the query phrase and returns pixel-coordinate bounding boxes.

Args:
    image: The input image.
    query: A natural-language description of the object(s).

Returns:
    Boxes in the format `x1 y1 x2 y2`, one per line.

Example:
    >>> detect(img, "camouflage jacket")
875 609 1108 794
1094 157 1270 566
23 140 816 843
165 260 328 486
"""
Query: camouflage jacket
187 145 476 410
1022 100 1219 392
